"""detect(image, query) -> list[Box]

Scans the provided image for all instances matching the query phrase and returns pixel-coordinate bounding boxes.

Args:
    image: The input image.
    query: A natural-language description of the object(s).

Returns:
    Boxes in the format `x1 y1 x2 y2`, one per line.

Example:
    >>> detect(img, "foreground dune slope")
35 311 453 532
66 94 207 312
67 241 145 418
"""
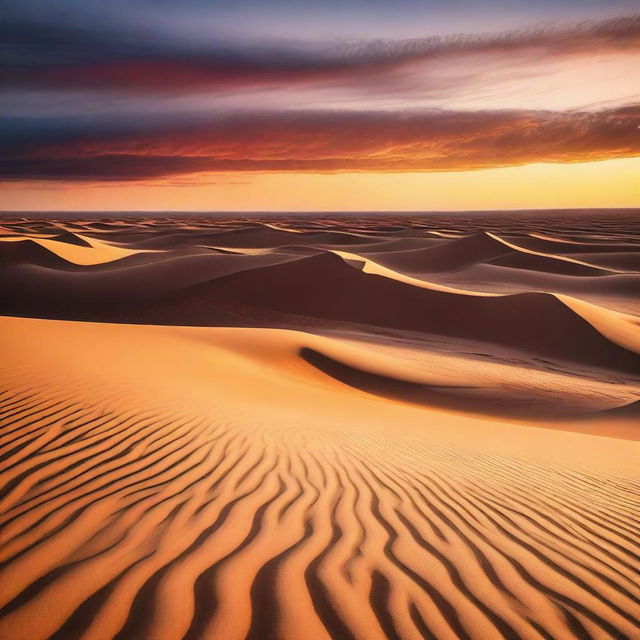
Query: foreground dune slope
1 316 638 640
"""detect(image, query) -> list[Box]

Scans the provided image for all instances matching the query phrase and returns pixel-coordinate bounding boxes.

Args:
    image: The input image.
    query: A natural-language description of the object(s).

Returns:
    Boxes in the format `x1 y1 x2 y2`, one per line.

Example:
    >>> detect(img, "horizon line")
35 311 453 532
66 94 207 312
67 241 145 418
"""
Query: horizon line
2 207 639 216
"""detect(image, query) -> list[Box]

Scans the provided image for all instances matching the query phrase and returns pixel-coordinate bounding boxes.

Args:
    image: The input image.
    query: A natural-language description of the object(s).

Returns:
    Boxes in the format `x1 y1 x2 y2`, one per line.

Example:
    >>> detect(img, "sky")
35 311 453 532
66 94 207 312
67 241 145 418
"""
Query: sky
1 0 639 211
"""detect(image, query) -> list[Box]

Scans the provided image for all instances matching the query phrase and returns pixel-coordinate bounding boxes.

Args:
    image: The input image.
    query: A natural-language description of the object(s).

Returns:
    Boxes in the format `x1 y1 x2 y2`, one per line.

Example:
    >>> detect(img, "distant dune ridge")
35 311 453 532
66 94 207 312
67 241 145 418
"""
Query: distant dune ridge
0 212 639 640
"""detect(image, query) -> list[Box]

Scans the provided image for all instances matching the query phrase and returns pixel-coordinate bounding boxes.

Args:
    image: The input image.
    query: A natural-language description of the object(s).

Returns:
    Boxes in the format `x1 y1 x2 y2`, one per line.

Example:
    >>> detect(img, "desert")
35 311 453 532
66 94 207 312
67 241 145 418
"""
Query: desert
0 211 638 640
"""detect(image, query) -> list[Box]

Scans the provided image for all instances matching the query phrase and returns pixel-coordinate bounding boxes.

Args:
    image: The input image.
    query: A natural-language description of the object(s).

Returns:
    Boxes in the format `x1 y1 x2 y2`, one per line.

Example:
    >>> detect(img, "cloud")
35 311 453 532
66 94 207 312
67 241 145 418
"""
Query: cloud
2 106 638 180
2 12 638 92
3 6 638 183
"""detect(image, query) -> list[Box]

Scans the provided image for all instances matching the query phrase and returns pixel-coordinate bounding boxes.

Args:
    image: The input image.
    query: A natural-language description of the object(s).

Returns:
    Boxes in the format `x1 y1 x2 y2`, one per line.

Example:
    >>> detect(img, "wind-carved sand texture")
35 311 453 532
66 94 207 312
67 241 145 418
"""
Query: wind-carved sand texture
0 211 639 640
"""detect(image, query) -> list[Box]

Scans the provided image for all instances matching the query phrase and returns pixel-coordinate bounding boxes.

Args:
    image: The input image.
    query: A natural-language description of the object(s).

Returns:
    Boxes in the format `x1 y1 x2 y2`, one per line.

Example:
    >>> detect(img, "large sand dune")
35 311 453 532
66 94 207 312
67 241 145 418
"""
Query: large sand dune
0 212 638 640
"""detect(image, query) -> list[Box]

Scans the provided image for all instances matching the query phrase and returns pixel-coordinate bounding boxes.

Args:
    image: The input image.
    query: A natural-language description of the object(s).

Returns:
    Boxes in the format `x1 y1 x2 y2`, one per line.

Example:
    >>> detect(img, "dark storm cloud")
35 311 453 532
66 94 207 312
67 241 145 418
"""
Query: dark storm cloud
2 107 638 180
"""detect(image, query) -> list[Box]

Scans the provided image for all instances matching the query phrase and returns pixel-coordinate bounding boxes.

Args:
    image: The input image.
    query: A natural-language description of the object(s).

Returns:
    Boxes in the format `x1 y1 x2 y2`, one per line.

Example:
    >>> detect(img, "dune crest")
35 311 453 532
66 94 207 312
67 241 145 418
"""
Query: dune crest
330 249 500 296
485 232 624 274
558 294 640 355
0 233 153 266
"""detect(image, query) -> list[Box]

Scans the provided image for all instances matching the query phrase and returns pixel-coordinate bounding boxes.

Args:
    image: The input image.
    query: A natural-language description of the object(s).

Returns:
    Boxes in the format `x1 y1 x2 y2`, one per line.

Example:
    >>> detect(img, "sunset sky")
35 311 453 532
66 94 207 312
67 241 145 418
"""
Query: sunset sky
1 0 639 211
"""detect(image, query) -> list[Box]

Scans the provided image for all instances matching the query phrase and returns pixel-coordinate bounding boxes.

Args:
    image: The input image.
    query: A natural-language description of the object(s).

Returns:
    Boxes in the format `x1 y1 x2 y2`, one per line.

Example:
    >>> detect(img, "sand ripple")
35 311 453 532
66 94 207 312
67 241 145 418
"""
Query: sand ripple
1 322 638 640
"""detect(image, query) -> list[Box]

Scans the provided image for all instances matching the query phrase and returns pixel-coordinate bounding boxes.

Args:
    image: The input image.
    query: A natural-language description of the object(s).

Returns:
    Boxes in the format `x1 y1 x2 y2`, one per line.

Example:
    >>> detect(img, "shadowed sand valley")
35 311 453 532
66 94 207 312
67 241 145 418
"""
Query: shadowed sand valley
0 211 639 640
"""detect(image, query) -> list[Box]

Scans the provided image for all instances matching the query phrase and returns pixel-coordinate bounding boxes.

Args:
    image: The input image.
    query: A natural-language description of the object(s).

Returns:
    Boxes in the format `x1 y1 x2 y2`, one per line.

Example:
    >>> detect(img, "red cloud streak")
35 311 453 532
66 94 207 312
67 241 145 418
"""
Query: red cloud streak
3 107 639 181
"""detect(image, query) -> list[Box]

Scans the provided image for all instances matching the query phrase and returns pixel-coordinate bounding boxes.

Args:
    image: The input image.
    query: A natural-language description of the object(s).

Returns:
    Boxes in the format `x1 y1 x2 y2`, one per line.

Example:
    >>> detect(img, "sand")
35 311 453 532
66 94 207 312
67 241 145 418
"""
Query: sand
0 212 638 640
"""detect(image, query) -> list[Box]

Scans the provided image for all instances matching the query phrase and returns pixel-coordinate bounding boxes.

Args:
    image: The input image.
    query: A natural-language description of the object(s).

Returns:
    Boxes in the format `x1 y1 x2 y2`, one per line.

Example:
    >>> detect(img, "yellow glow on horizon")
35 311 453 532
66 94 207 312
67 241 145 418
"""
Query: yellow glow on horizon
1 157 638 212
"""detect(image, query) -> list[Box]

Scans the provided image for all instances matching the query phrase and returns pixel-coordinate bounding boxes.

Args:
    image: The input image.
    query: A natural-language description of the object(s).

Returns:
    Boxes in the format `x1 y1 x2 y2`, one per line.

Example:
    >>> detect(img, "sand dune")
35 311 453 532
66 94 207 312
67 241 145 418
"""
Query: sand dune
517 234 639 255
0 238 82 269
1 221 639 370
121 227 381 251
486 251 607 276
0 251 304 312
299 346 590 420
331 249 500 295
351 238 443 253
0 234 150 267
363 232 512 273
0 213 638 640
41 231 93 247
413 263 640 313
115 252 640 373
1 316 638 640
558 295 640 355
563 251 640 272
484 234 626 275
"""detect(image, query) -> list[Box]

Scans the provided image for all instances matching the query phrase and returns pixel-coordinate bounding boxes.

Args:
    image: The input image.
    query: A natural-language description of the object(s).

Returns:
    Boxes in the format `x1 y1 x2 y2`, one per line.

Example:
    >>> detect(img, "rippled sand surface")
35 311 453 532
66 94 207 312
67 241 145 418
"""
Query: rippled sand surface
1 212 639 640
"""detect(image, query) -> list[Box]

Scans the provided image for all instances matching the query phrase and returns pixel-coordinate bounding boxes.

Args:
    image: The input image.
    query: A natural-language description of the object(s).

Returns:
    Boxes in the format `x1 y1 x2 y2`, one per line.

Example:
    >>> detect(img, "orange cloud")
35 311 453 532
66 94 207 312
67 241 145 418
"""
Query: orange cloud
3 106 639 181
